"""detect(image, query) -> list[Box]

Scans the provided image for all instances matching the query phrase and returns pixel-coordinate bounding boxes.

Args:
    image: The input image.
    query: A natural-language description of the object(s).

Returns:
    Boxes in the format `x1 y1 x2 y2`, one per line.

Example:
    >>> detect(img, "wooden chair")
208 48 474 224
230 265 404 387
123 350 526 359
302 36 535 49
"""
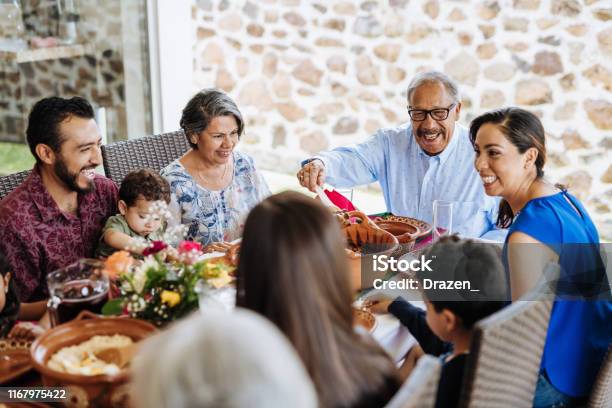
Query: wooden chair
0 169 31 201
458 264 558 408
101 130 190 184
385 355 442 408
588 345 612 408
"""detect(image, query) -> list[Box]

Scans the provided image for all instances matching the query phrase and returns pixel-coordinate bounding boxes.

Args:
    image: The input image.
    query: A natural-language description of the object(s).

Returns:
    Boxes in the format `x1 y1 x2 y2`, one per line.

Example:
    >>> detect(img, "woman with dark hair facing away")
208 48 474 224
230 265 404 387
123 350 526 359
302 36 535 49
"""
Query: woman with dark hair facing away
471 107 611 407
236 191 399 408
161 89 270 251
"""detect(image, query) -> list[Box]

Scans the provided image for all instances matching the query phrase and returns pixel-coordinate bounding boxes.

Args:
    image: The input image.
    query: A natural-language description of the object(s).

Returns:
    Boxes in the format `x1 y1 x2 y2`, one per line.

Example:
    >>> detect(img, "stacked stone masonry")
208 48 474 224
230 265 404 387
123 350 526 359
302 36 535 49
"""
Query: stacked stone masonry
0 0 149 144
193 0 611 239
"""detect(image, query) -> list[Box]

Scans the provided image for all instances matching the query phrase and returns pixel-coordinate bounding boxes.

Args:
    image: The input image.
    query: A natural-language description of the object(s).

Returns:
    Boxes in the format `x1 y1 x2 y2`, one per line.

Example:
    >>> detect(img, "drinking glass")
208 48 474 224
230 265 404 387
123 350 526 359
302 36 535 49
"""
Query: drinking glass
46 259 109 327
195 279 235 313
432 200 453 241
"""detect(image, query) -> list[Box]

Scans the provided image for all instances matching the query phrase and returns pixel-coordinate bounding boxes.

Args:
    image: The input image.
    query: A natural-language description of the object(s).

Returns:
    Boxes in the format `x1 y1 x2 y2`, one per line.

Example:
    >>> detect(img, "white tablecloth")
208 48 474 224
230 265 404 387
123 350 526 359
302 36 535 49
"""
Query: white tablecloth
361 271 425 363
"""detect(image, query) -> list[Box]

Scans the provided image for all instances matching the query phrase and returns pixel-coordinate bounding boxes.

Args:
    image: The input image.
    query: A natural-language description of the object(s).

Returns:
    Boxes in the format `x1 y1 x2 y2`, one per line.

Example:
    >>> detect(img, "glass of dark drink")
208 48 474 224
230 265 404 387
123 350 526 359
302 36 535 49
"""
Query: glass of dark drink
46 259 109 327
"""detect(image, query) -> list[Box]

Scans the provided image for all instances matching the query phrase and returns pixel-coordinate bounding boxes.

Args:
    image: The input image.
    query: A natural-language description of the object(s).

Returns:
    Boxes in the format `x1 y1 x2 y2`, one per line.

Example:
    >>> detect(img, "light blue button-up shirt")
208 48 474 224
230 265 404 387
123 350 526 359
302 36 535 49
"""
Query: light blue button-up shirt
309 122 506 240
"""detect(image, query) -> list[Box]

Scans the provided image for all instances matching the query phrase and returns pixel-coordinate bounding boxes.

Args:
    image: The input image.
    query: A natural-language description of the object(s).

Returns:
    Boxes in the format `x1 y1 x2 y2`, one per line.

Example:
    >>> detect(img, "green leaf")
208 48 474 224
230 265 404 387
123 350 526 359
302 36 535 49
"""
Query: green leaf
102 298 124 316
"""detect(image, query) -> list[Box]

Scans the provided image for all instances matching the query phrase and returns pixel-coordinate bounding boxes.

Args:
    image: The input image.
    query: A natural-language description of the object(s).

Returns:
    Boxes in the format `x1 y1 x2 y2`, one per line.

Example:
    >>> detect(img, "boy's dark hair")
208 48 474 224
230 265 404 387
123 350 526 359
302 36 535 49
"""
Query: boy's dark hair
417 235 508 328
0 251 21 337
26 96 95 164
0 252 11 277
119 169 171 207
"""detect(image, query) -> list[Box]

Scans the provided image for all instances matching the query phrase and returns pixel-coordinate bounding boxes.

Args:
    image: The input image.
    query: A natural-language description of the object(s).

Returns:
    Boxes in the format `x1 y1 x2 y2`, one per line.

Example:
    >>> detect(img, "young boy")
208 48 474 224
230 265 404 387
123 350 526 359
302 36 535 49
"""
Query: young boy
369 236 508 408
96 169 171 258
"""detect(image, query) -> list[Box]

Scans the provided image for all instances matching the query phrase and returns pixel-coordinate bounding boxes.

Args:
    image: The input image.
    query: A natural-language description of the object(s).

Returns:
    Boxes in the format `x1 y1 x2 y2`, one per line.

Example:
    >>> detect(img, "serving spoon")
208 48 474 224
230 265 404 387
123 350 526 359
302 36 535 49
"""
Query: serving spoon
93 343 138 368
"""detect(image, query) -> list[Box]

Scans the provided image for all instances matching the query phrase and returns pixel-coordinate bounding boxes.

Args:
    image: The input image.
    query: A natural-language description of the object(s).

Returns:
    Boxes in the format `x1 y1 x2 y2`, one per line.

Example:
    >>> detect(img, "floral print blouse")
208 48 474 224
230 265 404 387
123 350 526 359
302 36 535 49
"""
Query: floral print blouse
161 151 270 245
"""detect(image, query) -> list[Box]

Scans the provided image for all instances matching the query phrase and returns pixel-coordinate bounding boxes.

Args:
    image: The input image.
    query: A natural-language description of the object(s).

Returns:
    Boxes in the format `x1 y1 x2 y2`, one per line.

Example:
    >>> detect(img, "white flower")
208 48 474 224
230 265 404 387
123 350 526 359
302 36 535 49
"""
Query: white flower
133 269 147 293
162 225 188 247
134 297 146 312
132 257 157 293
121 280 132 292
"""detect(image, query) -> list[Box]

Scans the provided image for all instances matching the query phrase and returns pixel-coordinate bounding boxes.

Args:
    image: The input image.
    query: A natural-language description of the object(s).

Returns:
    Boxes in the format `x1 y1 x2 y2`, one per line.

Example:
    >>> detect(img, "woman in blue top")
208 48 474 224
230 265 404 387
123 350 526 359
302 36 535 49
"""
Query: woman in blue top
470 107 611 407
161 89 270 249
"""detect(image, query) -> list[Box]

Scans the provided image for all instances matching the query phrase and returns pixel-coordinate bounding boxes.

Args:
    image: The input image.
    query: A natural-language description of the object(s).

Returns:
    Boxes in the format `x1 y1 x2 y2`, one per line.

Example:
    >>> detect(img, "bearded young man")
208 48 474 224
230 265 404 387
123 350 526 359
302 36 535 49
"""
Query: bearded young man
0 97 118 317
297 71 504 240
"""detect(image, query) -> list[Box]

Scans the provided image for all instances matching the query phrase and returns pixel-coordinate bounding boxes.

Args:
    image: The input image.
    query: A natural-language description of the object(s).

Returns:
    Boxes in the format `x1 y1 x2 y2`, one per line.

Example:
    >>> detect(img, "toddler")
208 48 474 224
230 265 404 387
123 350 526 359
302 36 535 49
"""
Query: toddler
96 169 171 257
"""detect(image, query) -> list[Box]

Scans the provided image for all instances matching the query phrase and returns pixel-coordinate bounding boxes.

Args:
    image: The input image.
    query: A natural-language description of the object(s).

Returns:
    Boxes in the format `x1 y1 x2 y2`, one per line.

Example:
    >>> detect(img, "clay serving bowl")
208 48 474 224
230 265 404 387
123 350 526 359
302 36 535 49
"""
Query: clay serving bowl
30 311 156 408
338 212 399 292
339 211 399 256
374 220 420 252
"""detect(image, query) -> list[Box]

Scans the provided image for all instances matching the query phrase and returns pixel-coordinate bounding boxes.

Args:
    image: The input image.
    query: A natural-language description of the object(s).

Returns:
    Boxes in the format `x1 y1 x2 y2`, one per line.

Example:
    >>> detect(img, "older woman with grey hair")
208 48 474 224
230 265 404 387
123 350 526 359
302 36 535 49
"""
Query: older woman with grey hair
131 309 318 408
161 89 270 249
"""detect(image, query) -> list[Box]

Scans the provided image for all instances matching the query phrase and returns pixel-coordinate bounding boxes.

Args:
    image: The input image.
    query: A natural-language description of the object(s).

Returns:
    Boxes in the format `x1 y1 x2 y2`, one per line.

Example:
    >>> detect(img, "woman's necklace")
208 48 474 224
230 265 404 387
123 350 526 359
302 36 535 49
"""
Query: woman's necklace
195 161 231 187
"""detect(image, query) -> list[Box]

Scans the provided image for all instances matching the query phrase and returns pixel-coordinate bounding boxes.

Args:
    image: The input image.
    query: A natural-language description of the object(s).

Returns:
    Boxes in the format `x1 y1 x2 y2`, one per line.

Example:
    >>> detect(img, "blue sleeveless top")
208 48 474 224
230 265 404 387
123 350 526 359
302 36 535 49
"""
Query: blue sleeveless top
504 190 612 397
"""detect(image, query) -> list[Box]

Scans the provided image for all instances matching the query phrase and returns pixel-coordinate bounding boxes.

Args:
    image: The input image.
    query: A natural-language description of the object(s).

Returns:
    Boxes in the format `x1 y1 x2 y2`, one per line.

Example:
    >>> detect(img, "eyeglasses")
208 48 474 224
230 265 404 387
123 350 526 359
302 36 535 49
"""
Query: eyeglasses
408 103 456 121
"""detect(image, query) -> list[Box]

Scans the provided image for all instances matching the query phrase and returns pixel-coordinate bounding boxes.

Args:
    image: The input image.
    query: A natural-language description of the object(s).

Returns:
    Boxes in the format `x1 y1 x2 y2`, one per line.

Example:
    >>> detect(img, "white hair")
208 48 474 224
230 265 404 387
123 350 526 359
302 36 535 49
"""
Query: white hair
406 71 461 104
132 308 318 408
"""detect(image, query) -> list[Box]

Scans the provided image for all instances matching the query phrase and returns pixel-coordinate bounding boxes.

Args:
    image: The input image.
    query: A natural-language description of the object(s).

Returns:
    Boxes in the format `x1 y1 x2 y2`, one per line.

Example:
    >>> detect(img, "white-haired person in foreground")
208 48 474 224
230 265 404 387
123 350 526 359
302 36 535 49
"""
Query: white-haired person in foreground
131 309 318 408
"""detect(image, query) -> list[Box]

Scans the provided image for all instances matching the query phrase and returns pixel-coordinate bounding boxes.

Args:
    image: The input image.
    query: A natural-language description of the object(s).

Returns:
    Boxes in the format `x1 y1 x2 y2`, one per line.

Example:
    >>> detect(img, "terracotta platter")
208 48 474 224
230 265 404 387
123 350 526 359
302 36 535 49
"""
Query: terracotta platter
353 309 377 333
0 339 33 384
373 215 432 239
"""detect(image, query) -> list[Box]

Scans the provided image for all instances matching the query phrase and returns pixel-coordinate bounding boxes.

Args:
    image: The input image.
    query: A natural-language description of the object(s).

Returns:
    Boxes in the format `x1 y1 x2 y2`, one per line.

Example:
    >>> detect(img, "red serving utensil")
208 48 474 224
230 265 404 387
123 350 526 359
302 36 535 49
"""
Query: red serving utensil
321 188 356 211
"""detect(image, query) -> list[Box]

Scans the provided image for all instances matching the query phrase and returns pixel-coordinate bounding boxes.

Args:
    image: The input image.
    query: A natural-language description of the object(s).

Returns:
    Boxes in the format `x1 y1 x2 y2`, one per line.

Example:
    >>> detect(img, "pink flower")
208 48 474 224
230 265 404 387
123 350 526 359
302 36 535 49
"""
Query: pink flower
178 240 202 254
143 241 168 256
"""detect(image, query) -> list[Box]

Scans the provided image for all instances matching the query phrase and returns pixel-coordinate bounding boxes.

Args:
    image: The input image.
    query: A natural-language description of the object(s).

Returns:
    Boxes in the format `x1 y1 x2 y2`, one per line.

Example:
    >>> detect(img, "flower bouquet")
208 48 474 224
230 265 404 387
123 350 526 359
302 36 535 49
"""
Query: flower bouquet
101 240 235 326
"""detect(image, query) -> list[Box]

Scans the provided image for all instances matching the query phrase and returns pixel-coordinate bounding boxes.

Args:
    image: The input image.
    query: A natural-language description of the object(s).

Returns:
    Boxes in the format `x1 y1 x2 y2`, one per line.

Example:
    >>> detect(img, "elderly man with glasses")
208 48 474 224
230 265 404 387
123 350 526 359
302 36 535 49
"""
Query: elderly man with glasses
297 70 504 240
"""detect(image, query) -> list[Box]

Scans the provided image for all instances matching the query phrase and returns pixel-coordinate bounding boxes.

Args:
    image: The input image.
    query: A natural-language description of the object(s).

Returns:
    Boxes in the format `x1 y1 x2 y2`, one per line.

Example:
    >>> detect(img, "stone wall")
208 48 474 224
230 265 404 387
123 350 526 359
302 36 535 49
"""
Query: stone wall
1 0 150 143
191 0 611 239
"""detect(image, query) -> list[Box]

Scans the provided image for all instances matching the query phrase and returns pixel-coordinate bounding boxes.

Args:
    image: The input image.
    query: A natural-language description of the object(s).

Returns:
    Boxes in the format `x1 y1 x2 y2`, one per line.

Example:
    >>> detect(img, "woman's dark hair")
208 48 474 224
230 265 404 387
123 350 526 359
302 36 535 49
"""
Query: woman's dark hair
417 235 508 328
236 191 399 407
119 169 171 207
0 252 20 337
180 89 244 149
26 96 95 164
469 107 547 228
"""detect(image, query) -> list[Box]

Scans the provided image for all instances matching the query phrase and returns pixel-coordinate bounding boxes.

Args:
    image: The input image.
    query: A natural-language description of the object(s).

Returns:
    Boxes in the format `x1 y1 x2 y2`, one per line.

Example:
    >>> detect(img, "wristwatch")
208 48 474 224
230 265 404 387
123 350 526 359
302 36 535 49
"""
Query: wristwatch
302 158 325 168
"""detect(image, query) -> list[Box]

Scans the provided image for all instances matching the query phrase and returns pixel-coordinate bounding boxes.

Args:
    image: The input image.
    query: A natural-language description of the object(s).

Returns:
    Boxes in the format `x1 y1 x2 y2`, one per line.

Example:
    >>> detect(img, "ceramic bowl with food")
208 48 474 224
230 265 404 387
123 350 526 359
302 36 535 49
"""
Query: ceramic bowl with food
30 311 156 407
337 211 399 256
353 308 377 333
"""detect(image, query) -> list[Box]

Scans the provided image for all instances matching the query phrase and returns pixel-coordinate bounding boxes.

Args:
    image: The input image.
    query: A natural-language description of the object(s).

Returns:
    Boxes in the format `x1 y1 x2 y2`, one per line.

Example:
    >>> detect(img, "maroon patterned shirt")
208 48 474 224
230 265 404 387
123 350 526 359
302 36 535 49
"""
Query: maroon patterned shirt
0 166 118 301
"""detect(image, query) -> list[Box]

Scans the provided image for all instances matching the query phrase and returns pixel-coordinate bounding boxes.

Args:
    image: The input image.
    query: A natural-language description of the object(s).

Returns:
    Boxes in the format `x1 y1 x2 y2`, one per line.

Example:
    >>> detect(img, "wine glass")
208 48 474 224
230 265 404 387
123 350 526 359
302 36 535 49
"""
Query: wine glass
432 200 453 241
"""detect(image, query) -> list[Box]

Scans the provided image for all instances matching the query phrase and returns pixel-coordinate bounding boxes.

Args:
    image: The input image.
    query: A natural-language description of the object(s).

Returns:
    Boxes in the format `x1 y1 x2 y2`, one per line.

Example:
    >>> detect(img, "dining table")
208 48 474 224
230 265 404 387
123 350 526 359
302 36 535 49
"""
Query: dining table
1 242 433 401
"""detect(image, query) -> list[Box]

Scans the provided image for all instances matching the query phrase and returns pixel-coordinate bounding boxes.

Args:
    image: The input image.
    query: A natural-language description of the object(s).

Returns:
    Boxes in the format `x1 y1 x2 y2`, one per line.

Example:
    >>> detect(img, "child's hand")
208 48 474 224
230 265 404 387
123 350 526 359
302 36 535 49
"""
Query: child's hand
8 322 45 340
362 293 396 314
367 299 393 314
399 344 425 380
